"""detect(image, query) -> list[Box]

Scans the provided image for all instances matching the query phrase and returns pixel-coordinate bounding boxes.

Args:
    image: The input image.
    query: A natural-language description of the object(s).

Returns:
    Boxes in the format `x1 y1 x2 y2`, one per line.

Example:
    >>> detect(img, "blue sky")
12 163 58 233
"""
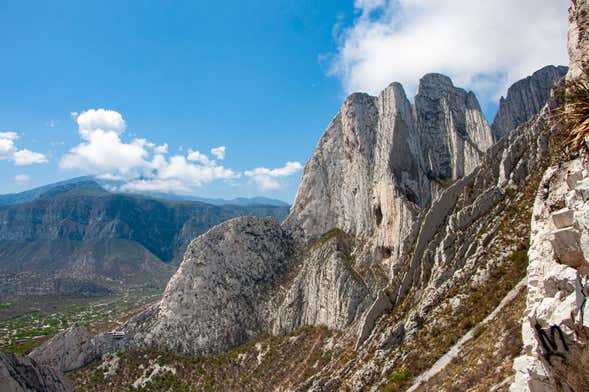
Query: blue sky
0 0 568 202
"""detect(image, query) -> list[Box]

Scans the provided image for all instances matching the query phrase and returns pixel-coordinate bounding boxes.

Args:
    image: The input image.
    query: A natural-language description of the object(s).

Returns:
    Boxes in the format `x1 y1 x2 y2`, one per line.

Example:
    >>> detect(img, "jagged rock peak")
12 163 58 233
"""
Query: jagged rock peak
415 73 456 99
491 65 568 141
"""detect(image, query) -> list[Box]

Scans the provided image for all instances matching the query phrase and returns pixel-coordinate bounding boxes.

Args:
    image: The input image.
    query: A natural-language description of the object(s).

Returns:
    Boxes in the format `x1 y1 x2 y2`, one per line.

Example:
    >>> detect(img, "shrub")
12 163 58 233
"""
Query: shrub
552 69 589 153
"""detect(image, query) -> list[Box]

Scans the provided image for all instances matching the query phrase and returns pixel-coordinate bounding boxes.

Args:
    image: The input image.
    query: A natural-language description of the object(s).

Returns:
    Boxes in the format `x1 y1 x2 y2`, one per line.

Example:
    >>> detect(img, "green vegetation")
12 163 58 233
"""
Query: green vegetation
71 326 338 391
0 302 13 310
0 290 162 355
317 228 345 245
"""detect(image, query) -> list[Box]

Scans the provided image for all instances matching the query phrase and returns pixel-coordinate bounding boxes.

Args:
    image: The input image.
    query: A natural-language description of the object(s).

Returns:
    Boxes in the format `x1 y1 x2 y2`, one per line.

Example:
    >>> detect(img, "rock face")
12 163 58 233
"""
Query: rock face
0 352 72 392
285 75 494 267
511 160 589 392
415 73 494 181
119 68 557 359
491 65 568 141
131 217 294 355
568 0 589 80
29 324 127 373
271 230 373 335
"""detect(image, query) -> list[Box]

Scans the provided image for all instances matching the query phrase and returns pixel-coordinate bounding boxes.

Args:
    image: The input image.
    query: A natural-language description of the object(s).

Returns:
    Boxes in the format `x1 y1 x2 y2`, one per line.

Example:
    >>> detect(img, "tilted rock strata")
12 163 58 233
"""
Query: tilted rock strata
491 65 568 141
31 68 564 373
305 84 557 392
271 231 374 335
0 352 72 392
285 75 494 264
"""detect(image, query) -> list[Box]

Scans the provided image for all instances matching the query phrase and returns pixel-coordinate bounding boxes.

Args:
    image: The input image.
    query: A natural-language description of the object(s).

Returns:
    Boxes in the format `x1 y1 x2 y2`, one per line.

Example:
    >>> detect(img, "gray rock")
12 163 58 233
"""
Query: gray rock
491 65 568 141
0 352 71 392
272 232 372 334
125 69 557 360
285 75 493 263
551 208 574 228
132 217 294 355
415 73 494 181
29 324 127 372
567 0 589 81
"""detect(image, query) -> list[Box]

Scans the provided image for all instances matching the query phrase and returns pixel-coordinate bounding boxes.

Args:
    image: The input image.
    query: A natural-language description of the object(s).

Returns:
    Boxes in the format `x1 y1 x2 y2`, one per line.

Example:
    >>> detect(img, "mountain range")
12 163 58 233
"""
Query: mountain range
0 180 289 296
4 1 588 390
0 176 289 207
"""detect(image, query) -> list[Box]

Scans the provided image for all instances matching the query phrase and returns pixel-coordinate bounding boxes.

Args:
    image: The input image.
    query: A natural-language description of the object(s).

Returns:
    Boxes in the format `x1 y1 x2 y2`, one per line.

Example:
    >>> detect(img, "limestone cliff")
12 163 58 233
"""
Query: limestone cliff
131 217 294 355
492 65 568 141
568 0 589 81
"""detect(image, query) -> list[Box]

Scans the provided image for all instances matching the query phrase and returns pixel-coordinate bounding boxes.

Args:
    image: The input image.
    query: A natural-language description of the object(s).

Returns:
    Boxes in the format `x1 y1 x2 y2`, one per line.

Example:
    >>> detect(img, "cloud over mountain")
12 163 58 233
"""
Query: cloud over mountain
329 0 568 101
61 109 301 194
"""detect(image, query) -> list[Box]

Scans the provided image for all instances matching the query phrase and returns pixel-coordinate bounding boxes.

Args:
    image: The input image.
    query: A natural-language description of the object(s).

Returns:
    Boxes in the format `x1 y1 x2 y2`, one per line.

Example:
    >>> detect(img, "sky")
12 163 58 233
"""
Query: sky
0 0 569 202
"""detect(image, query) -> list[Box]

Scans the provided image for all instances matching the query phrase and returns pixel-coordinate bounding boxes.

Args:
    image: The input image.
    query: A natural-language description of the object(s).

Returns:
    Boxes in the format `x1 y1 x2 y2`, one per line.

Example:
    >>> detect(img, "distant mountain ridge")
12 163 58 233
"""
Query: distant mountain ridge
0 176 290 207
0 181 290 296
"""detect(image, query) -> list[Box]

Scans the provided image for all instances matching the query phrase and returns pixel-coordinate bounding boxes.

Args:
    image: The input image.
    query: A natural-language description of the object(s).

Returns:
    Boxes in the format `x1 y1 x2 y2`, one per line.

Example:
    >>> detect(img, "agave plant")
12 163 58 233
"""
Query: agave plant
551 68 589 153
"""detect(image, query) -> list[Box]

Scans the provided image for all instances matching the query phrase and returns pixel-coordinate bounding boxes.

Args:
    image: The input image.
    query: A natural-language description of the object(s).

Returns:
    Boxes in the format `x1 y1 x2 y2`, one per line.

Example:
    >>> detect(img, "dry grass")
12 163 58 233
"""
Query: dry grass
551 69 589 154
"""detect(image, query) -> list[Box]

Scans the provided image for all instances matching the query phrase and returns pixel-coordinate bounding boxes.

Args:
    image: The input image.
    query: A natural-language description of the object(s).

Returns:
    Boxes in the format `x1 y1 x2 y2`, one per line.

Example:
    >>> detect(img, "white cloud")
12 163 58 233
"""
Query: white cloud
46 120 57 128
60 109 241 194
187 149 213 165
14 174 31 184
245 161 303 191
60 129 147 173
329 0 569 101
0 132 47 165
76 108 126 139
13 149 48 165
211 146 226 160
154 143 168 154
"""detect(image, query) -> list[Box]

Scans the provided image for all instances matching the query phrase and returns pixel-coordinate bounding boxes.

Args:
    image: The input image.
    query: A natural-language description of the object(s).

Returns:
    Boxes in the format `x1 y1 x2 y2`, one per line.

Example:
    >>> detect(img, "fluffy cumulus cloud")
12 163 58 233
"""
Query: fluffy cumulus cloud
61 109 301 194
0 131 47 166
245 161 303 191
329 0 569 101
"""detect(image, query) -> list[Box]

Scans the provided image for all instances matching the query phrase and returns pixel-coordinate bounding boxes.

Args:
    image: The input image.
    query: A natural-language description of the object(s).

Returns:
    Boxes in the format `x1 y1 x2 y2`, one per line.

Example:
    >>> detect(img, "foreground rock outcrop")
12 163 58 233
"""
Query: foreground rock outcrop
0 352 71 392
512 160 589 391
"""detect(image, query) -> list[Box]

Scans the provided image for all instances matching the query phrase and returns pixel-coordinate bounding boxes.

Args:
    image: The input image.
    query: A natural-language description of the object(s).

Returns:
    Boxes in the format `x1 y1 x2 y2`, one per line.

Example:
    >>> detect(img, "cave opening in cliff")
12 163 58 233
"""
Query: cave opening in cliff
374 205 383 226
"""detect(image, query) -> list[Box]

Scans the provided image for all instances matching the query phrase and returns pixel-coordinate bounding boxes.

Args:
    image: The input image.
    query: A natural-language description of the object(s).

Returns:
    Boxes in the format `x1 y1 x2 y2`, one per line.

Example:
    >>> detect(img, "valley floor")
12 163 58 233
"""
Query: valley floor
0 290 162 356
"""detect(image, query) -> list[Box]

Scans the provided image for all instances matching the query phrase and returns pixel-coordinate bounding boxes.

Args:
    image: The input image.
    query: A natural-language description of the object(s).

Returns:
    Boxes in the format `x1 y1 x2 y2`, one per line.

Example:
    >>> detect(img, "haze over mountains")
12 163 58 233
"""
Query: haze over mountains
0 180 289 296
0 176 289 207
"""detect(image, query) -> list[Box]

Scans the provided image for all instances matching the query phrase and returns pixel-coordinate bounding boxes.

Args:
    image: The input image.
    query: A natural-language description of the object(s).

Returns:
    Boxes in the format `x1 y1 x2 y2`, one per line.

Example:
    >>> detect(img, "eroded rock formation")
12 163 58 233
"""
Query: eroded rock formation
492 65 568 141
0 352 72 392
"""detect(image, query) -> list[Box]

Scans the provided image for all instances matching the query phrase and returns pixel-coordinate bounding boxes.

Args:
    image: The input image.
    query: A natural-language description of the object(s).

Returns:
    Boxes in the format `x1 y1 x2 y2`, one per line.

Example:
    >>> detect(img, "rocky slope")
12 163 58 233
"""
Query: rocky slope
0 352 72 392
0 181 289 296
491 65 568 141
